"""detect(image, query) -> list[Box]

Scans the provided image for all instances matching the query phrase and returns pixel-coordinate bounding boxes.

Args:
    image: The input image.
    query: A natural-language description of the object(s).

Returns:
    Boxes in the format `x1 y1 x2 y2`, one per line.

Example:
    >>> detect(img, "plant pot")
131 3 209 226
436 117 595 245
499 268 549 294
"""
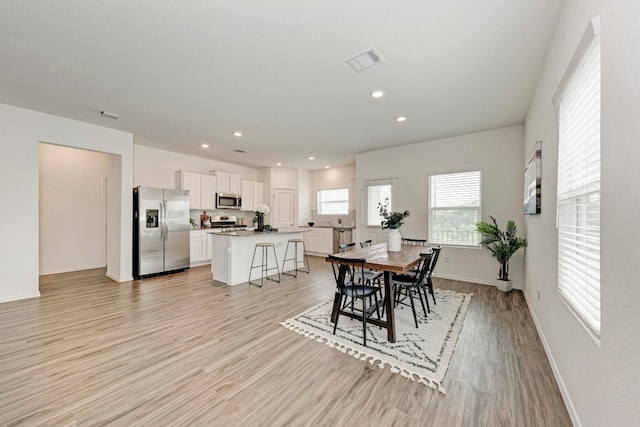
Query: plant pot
387 229 402 252
256 215 264 231
495 279 513 292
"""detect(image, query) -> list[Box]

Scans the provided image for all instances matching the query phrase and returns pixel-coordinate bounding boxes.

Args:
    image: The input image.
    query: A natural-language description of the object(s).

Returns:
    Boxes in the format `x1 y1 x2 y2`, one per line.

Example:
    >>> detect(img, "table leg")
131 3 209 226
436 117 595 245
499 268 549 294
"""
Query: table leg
330 292 341 323
383 271 396 342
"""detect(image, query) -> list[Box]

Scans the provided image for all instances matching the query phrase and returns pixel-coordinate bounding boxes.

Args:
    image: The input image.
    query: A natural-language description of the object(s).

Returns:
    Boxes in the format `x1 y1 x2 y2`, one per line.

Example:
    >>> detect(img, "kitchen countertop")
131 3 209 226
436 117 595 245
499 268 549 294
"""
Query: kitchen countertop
208 229 306 237
301 225 354 230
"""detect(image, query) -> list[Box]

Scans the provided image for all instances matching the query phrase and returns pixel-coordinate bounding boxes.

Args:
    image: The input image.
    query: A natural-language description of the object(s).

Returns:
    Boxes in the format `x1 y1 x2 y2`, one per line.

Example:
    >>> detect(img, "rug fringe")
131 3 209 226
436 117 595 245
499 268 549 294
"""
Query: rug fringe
279 320 448 394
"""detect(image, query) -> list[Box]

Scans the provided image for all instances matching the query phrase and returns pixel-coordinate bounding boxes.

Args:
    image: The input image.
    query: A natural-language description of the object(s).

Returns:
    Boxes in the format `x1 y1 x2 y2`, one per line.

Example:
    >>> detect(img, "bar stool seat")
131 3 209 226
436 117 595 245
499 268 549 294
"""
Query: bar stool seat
282 238 310 277
248 242 281 287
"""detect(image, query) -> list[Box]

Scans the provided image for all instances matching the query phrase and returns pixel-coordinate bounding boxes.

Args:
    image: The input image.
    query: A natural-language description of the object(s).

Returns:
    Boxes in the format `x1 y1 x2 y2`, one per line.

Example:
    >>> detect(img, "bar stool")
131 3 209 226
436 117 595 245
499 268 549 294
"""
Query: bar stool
248 242 281 287
282 238 310 277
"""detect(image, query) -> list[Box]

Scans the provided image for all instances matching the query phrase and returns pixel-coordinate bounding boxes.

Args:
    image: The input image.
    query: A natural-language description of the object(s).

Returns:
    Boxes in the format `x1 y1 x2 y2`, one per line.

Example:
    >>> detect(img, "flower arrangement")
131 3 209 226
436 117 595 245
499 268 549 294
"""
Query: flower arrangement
377 199 409 230
254 203 270 217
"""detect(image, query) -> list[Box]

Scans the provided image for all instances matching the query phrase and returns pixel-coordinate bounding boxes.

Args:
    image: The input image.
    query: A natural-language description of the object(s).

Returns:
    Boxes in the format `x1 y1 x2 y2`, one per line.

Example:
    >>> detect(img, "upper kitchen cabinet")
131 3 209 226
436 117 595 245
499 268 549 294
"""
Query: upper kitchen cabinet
241 180 264 211
175 171 216 210
213 170 241 194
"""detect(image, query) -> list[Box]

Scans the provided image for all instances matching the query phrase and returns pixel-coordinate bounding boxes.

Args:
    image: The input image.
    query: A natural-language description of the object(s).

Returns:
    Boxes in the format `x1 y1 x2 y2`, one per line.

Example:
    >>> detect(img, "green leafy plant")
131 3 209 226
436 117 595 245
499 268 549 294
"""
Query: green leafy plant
377 198 410 230
475 216 527 281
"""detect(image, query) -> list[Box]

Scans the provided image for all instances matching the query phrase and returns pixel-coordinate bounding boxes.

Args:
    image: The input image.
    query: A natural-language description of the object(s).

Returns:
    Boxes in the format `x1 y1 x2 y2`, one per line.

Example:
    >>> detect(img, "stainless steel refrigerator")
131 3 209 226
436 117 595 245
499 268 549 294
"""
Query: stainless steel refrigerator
133 186 190 279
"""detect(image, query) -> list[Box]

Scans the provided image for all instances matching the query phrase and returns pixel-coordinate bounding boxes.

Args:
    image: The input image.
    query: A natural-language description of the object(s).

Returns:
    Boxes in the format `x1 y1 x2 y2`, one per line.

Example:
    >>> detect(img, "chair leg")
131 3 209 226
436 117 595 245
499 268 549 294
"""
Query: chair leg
428 277 436 305
407 288 418 328
416 285 428 316
333 296 342 335
362 297 367 347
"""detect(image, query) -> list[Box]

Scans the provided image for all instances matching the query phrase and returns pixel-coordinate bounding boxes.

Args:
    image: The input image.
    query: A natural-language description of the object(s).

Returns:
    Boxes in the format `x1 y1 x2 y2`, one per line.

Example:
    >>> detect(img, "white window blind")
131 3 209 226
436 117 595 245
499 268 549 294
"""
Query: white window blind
317 188 349 215
428 171 481 246
366 183 392 226
556 21 601 336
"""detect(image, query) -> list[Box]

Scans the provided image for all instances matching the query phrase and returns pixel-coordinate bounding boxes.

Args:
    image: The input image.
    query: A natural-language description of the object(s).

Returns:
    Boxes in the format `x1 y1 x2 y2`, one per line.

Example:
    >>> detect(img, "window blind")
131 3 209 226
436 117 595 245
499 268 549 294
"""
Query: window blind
556 27 601 336
317 188 349 215
428 171 481 246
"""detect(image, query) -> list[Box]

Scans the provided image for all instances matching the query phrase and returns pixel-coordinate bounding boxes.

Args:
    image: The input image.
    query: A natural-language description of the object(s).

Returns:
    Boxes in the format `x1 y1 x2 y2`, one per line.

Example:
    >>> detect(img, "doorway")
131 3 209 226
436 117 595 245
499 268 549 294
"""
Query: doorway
38 143 118 276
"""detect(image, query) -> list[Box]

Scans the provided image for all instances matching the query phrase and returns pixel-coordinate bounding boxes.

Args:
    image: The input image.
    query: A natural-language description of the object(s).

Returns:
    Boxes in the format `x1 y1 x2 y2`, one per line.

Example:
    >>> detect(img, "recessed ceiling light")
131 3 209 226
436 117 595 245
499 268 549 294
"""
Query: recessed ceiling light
233 131 242 137
325 165 330 169
396 116 407 122
201 143 209 148
308 156 315 160
276 162 282 166
370 90 384 98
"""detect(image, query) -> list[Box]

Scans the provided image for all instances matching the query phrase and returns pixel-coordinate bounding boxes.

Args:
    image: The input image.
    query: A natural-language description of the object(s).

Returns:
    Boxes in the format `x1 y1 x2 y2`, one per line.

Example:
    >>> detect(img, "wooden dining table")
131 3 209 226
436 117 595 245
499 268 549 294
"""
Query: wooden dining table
326 242 429 343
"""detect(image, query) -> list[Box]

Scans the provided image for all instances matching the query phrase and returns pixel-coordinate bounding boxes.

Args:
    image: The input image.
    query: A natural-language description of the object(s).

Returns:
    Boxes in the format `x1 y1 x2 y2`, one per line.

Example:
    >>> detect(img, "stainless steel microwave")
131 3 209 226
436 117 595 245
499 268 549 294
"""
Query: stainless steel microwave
216 193 242 209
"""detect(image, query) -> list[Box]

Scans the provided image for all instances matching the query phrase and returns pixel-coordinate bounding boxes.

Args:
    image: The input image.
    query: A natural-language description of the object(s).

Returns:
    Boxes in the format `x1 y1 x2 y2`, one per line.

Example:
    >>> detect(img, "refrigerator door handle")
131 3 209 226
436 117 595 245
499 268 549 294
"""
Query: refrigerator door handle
163 200 169 241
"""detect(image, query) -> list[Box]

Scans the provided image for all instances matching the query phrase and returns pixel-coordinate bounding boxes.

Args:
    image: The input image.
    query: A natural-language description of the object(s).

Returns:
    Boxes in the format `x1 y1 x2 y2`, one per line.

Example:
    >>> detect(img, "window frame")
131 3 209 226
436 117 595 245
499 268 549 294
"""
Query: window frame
427 170 482 247
316 187 349 216
553 16 601 340
363 178 395 228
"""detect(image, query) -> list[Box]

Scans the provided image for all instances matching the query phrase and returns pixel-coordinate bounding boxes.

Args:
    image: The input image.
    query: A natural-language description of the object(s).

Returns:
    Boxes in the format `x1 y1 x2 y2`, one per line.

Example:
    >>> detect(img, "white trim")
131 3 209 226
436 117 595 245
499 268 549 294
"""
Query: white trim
523 291 582 427
0 291 41 304
39 263 107 276
434 273 522 291
107 272 133 283
552 16 601 107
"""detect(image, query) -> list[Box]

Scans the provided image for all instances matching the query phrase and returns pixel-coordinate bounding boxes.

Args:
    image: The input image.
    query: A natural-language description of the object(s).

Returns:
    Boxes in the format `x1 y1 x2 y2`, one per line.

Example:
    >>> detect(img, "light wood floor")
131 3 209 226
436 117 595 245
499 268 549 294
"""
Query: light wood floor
0 257 571 426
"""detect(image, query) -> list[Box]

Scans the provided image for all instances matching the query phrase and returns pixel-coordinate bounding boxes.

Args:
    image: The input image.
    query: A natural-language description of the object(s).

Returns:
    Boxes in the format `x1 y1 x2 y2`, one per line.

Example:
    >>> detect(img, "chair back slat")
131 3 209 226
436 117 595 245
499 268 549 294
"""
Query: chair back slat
327 254 366 293
338 242 356 253
359 239 373 248
428 246 442 277
401 238 427 246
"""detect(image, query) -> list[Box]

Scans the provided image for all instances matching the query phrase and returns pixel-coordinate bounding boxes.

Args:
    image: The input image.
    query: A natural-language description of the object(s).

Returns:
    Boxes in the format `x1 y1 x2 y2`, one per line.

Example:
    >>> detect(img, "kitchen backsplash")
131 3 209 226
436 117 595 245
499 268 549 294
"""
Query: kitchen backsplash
310 210 356 227
189 209 251 229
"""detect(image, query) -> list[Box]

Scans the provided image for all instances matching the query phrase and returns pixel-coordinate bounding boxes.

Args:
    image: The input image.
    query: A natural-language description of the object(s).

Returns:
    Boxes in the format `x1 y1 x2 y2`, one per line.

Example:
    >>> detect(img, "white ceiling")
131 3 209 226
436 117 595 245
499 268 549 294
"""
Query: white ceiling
0 0 563 170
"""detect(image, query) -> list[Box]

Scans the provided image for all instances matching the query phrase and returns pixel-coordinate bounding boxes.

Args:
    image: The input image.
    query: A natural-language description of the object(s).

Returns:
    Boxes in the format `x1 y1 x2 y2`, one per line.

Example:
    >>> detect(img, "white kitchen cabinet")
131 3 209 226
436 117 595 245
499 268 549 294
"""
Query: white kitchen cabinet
213 170 241 194
176 171 217 210
303 227 333 255
241 180 254 211
241 180 264 211
200 174 217 210
190 230 208 265
253 181 264 207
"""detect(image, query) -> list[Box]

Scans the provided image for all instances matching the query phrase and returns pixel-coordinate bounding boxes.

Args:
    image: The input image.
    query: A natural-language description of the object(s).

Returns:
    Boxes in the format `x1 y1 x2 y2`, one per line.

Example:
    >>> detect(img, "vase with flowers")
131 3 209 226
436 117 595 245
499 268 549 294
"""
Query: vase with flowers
254 203 270 232
378 198 410 252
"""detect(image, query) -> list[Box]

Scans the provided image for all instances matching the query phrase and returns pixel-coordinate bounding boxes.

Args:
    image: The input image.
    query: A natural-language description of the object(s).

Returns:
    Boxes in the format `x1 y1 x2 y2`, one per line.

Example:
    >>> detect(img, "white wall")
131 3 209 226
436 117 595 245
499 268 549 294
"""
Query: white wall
297 168 311 225
133 144 259 188
356 125 524 287
524 0 640 425
0 103 133 303
39 144 115 274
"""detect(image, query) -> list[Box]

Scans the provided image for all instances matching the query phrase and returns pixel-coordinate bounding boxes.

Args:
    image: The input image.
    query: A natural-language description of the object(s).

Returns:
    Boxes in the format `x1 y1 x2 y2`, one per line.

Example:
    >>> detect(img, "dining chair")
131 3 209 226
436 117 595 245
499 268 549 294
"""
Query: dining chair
423 246 442 306
401 238 427 246
359 239 373 248
391 252 433 328
328 255 382 346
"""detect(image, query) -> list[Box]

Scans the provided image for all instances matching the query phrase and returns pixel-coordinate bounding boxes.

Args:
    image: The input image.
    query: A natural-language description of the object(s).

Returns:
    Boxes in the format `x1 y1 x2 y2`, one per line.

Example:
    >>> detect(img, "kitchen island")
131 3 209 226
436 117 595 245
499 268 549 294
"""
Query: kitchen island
209 230 305 285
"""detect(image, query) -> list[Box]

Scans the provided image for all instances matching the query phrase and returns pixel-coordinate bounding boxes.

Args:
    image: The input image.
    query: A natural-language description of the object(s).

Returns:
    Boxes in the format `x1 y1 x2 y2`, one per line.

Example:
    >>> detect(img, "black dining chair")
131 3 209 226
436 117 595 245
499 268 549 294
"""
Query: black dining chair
328 255 382 346
423 246 441 306
401 238 427 246
391 252 433 328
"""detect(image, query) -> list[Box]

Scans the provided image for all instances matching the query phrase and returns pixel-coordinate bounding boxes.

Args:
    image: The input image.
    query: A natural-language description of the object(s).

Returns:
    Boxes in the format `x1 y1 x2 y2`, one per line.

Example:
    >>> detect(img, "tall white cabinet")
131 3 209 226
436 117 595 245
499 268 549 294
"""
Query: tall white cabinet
240 180 264 211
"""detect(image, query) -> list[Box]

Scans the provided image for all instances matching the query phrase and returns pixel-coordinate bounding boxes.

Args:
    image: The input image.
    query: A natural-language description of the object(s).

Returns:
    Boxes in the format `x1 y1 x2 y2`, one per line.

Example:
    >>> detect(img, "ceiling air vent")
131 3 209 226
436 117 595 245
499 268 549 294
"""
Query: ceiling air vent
345 47 384 73
234 149 247 154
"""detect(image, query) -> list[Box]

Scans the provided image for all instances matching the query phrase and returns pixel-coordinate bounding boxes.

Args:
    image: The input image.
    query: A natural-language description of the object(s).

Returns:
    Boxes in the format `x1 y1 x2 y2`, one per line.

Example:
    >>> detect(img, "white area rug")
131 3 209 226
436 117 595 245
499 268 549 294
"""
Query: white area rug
281 290 472 394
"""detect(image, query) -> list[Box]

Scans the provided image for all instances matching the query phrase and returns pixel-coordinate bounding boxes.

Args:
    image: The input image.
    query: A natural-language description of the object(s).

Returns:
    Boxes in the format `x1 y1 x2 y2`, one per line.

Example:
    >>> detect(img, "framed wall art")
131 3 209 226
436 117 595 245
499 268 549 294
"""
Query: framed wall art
524 140 542 215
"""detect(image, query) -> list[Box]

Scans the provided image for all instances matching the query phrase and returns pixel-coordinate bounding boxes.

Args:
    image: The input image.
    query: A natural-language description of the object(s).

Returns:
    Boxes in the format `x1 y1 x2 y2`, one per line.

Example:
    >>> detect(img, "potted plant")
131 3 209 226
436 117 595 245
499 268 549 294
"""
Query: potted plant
378 198 410 252
475 216 527 292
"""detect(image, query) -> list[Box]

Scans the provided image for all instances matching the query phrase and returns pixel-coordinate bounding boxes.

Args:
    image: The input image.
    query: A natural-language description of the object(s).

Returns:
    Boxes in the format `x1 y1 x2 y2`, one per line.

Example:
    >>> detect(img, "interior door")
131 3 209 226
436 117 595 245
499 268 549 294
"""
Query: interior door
273 188 295 231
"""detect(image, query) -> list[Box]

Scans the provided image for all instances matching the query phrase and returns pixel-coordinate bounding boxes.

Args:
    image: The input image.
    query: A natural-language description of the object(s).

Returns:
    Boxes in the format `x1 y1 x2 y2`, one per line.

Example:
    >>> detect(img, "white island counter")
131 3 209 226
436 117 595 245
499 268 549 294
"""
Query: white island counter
209 230 305 285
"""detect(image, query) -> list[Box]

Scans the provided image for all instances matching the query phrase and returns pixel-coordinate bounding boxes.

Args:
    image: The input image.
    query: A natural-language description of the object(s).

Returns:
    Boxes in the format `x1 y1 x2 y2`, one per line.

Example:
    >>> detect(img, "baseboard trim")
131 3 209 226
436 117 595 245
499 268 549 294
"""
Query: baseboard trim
106 271 133 283
39 263 106 276
523 291 581 427
0 291 41 304
435 273 522 290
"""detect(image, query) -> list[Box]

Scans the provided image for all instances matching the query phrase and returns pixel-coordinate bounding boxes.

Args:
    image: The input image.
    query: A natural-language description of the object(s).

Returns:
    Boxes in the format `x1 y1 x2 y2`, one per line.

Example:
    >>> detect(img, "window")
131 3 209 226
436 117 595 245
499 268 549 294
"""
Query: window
317 188 349 215
365 180 393 226
428 171 481 246
555 18 601 336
